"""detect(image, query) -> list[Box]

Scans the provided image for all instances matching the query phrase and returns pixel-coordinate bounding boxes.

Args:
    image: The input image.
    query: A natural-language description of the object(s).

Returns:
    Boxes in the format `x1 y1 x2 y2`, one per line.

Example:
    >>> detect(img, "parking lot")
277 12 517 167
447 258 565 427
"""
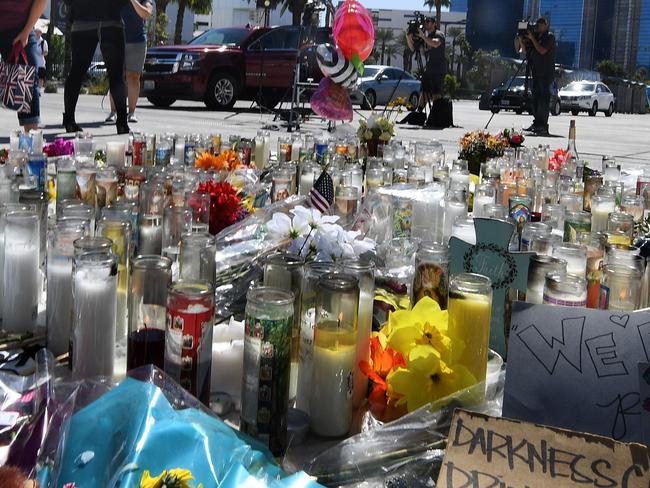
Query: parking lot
1 92 649 168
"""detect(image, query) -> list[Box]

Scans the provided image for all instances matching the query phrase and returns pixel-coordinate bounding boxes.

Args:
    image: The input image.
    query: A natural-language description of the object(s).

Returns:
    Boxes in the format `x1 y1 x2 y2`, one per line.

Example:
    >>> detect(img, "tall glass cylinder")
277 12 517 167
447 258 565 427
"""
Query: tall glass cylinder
73 235 113 258
106 141 126 167
473 183 496 218
412 241 449 309
448 273 493 385
241 286 294 457
271 167 292 203
343 258 375 409
563 210 591 243
127 256 172 370
444 200 467 243
162 206 193 275
18 189 47 268
263 253 304 402
164 281 214 405
310 273 359 437
96 167 118 211
138 214 163 255
47 222 86 356
525 255 567 304
296 262 335 413
75 163 97 210
56 157 77 205
591 193 616 232
607 212 635 242
71 252 118 379
178 232 216 286
335 186 359 227
2 210 40 334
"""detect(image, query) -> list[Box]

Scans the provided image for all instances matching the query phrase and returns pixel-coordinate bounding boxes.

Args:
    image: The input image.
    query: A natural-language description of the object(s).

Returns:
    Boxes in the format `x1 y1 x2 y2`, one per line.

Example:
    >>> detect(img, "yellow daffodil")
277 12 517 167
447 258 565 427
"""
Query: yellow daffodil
140 468 202 488
386 344 477 412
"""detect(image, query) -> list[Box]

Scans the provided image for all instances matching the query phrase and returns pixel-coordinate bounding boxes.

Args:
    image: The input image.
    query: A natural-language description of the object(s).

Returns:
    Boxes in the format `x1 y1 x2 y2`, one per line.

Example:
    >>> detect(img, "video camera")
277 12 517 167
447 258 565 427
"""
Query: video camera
407 11 427 48
517 19 534 37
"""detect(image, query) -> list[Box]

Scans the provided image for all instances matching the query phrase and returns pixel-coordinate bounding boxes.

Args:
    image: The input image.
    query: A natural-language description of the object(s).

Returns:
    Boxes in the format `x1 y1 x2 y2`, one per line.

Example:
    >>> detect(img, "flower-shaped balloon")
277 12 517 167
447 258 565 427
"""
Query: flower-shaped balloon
333 0 375 68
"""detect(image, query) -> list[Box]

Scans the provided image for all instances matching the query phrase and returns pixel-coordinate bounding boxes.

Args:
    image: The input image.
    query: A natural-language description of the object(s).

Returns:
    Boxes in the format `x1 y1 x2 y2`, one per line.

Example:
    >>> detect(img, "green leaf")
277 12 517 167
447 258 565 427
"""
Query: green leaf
351 54 364 75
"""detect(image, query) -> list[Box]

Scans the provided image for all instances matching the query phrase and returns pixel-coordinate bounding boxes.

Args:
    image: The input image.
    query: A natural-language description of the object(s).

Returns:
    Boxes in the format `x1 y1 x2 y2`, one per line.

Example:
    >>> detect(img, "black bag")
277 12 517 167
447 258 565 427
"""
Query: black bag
398 110 426 126
426 98 453 128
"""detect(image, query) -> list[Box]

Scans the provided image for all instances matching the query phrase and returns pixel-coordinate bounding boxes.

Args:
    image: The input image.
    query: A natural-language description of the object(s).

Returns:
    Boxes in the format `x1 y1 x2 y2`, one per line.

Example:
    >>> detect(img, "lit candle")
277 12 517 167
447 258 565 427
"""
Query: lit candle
138 215 163 255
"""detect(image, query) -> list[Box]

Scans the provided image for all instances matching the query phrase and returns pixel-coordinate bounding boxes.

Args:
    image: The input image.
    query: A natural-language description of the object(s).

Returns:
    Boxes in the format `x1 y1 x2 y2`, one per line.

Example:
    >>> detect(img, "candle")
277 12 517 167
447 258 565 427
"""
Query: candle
591 194 615 232
335 185 359 228
543 273 587 307
553 243 587 279
179 232 216 286
56 158 77 204
75 165 97 209
413 241 449 309
96 169 118 210
451 217 477 245
71 253 118 379
444 200 467 243
138 215 163 255
271 168 292 202
525 255 567 305
411 184 445 242
106 141 126 167
448 273 492 384
211 318 245 410
602 265 642 311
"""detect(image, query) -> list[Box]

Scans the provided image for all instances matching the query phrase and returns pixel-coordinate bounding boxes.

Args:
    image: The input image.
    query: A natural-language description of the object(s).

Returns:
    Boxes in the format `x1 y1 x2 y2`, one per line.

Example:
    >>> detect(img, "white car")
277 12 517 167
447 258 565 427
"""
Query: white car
559 81 615 117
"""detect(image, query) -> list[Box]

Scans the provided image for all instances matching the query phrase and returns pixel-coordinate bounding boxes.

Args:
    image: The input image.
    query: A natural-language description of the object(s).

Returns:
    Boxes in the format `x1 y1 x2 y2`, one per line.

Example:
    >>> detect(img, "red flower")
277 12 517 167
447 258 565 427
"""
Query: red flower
197 180 242 235
359 335 406 420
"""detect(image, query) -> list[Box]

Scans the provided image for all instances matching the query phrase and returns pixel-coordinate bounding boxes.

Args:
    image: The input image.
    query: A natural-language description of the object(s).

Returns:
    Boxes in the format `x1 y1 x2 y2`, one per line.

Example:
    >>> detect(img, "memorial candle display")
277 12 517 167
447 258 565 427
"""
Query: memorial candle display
310 273 359 438
179 232 216 286
240 286 294 457
2 210 40 334
127 256 172 370
139 215 163 255
448 273 493 384
71 252 118 379
590 193 616 232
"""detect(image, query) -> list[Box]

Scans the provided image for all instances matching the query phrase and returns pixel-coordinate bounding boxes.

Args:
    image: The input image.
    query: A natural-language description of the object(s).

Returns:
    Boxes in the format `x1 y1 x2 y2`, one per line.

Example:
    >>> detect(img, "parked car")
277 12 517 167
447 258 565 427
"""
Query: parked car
142 25 330 110
349 66 421 109
558 80 615 116
483 76 561 116
86 61 106 81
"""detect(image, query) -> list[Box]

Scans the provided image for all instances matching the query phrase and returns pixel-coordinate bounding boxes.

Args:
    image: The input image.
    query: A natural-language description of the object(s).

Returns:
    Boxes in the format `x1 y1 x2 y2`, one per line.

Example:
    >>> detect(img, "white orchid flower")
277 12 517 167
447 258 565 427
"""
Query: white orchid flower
266 212 309 241
290 205 340 232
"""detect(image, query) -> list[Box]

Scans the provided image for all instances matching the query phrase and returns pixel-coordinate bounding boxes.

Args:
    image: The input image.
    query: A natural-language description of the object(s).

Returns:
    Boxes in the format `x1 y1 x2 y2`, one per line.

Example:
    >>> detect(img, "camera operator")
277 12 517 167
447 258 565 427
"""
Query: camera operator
515 17 556 136
406 16 446 109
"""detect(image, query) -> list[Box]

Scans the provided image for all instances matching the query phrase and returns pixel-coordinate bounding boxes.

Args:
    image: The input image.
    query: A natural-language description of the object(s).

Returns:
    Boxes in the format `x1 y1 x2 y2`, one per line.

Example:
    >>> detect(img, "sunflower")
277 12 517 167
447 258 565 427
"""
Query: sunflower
140 468 202 488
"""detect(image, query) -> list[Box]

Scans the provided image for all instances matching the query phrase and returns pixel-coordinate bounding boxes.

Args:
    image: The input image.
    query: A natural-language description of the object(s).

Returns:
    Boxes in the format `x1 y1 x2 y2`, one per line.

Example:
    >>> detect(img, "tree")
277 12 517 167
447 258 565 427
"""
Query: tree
154 0 172 44
446 26 463 77
375 29 395 65
174 0 211 44
423 0 451 25
596 59 626 78
384 44 399 66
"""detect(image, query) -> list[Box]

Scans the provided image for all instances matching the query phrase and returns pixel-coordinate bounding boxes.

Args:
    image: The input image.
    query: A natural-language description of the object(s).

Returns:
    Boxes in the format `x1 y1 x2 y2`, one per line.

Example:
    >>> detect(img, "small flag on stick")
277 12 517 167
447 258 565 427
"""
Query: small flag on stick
309 169 334 213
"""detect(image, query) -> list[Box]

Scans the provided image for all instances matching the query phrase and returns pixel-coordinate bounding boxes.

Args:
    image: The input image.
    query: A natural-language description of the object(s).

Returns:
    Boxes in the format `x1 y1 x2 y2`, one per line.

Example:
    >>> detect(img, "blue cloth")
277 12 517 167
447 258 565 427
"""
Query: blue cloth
37 378 322 488
122 0 150 44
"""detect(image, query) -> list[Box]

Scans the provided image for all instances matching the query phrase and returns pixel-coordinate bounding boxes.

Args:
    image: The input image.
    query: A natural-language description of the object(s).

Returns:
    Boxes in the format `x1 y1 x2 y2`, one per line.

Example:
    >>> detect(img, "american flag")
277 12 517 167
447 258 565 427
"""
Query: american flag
309 169 334 214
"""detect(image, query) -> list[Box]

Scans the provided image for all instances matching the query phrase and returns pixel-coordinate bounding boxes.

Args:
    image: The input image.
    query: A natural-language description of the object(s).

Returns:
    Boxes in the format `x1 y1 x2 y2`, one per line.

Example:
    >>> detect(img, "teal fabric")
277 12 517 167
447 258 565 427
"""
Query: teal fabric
39 378 321 488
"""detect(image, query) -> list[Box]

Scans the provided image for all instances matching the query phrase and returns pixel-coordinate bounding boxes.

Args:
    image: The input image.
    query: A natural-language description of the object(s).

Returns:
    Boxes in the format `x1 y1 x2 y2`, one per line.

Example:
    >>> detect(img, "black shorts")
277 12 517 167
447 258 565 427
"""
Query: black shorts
422 71 444 96
37 67 46 80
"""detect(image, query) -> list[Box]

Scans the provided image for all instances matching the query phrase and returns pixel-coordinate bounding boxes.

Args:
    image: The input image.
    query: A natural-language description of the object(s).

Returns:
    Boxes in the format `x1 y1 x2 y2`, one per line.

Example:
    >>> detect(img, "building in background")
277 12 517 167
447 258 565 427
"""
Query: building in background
450 0 468 12
194 0 292 33
465 0 524 58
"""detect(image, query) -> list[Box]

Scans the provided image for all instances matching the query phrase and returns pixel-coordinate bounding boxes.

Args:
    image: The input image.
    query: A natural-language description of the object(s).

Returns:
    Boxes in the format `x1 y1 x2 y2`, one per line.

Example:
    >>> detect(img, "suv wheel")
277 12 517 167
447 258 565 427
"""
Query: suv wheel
147 96 176 107
361 89 376 109
205 73 238 110
551 100 561 116
605 102 614 117
589 101 598 116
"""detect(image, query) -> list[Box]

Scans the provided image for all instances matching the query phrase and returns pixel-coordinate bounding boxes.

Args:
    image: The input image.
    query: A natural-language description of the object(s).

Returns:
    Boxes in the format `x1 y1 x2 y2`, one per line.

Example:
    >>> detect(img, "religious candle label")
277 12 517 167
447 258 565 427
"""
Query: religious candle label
412 262 448 309
437 410 650 488
241 314 291 455
392 199 412 238
164 304 214 403
504 302 650 443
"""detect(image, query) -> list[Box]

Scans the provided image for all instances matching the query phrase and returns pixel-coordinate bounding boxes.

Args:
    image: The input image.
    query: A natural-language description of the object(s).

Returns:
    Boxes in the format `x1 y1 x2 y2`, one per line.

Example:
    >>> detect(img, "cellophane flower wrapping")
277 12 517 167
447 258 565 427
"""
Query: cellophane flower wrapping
35 366 321 487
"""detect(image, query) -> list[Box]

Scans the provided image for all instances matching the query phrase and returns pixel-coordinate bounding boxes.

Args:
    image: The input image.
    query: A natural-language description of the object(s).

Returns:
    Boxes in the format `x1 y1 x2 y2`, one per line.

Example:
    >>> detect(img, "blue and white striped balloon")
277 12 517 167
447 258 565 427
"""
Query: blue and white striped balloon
316 43 358 88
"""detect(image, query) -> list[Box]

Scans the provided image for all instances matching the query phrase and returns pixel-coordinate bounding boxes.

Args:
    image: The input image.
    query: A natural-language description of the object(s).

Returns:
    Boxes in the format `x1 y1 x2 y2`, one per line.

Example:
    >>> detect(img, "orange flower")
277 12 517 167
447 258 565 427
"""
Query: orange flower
194 152 221 171
194 150 241 171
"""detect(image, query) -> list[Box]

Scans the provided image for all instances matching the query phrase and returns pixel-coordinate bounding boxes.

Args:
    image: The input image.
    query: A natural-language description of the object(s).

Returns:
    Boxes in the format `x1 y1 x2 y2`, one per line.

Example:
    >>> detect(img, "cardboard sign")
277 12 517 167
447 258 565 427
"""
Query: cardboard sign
639 362 650 448
437 410 650 488
449 218 533 358
504 302 650 443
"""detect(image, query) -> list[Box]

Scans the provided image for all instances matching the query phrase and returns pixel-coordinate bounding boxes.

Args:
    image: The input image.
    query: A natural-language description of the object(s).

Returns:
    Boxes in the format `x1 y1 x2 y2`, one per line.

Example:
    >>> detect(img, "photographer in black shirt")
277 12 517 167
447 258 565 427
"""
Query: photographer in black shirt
406 17 446 109
516 17 556 136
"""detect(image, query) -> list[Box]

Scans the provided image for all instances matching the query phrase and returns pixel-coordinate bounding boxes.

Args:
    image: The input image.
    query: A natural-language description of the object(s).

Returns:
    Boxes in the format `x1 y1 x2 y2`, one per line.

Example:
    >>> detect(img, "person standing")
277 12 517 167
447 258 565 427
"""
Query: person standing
63 0 130 134
0 0 47 132
516 17 556 136
34 27 47 91
406 17 446 109
105 0 153 124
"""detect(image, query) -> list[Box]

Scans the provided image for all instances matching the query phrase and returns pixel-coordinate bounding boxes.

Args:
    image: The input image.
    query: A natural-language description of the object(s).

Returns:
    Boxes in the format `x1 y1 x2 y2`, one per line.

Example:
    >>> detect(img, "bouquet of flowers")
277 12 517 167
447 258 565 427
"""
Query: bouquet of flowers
458 130 509 175
360 297 476 422
195 180 252 235
500 128 525 148
357 113 395 143
43 138 74 158
548 148 568 172
266 205 375 261
195 150 243 172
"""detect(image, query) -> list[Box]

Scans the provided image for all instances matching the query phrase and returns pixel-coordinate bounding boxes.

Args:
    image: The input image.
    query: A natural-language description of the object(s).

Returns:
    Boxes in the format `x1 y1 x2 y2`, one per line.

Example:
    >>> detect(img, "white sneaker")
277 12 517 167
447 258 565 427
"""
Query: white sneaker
127 113 138 123
104 112 117 123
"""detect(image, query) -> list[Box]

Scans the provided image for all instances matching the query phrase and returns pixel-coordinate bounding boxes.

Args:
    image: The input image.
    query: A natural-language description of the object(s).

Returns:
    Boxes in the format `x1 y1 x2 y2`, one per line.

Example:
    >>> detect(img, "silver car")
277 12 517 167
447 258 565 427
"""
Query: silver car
350 65 421 109
559 81 616 117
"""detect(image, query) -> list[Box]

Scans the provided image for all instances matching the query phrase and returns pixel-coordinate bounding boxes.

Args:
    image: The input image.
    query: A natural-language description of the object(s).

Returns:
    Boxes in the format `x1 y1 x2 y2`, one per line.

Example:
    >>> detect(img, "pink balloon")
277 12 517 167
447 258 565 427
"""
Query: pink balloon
310 78 353 122
333 0 375 62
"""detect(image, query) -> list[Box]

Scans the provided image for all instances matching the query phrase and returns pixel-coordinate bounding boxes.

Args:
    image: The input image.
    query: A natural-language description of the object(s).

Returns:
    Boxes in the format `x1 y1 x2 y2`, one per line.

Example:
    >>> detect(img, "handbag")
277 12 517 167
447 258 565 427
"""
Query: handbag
0 43 37 113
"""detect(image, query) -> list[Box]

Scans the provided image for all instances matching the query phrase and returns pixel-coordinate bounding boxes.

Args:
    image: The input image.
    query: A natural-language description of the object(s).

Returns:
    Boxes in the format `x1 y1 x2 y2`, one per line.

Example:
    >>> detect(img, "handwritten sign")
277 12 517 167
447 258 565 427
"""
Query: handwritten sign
639 363 650 448
449 218 533 358
437 410 650 488
504 302 650 443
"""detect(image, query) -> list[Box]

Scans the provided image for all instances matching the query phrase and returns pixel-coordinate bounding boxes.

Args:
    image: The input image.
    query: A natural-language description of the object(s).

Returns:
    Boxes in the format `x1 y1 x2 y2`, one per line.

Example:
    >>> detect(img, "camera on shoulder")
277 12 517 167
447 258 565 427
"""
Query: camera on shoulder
517 19 534 37
407 11 426 36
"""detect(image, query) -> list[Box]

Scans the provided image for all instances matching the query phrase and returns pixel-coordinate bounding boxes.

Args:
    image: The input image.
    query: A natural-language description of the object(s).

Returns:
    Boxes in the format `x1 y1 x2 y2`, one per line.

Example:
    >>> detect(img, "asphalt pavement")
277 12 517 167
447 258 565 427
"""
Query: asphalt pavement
1 92 649 168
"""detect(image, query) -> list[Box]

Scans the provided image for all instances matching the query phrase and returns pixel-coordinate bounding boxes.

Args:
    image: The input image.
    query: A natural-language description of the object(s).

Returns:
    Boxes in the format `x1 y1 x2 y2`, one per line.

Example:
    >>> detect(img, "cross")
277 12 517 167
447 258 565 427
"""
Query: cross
449 218 533 359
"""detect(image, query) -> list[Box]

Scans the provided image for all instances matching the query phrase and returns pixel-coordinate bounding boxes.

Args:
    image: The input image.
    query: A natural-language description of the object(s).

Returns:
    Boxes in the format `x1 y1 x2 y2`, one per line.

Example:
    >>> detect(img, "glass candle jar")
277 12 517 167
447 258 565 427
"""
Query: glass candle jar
607 212 635 241
621 193 644 222
19 189 47 267
444 200 467 243
240 286 294 457
451 216 477 245
96 168 118 210
310 273 359 438
164 280 214 404
298 162 317 196
412 241 449 309
343 258 376 409
560 192 583 212
525 255 567 304
483 203 508 220
584 236 605 309
563 210 591 243
179 232 216 286
601 265 642 311
296 262 336 414
271 167 292 203
521 221 551 251
582 173 603 212
73 235 113 258
278 136 292 163
335 185 359 227
56 157 77 205
75 163 97 209
131 133 146 166
138 214 163 255
263 252 304 402
187 191 211 233
127 255 172 371
543 272 587 307
162 206 193 273
106 141 126 167
71 251 118 379
448 273 493 384
553 243 587 278
74 132 94 157
590 193 616 232
474 183 496 218
2 210 40 334
542 203 565 231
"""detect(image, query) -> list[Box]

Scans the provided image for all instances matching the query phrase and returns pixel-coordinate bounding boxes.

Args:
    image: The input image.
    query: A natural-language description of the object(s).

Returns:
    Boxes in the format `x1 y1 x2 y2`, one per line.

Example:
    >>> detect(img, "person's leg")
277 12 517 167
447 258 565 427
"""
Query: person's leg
538 79 551 131
531 76 543 128
126 71 140 114
64 29 99 127
99 26 128 132
19 31 41 131
124 42 146 117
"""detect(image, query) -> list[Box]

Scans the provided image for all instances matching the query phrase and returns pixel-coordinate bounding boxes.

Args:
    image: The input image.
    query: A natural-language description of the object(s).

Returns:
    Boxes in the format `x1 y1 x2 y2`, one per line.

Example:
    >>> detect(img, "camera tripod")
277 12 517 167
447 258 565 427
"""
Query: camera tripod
484 48 531 130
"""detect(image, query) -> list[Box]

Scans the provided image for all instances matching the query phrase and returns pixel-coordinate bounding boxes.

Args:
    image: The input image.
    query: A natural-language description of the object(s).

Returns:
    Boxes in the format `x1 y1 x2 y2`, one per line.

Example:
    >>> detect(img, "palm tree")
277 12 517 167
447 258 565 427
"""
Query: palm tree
375 29 395 65
174 0 211 44
422 0 451 25
384 44 399 66
446 26 463 76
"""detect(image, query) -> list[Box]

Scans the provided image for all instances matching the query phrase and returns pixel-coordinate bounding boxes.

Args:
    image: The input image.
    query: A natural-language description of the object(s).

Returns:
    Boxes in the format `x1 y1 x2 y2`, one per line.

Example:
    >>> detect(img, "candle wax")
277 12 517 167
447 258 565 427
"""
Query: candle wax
2 244 39 334
47 257 74 356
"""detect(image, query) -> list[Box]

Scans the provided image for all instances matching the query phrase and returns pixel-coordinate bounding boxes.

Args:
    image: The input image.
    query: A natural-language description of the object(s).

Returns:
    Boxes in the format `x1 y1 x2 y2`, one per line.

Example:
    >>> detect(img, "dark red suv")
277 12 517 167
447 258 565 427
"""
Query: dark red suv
142 25 330 110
